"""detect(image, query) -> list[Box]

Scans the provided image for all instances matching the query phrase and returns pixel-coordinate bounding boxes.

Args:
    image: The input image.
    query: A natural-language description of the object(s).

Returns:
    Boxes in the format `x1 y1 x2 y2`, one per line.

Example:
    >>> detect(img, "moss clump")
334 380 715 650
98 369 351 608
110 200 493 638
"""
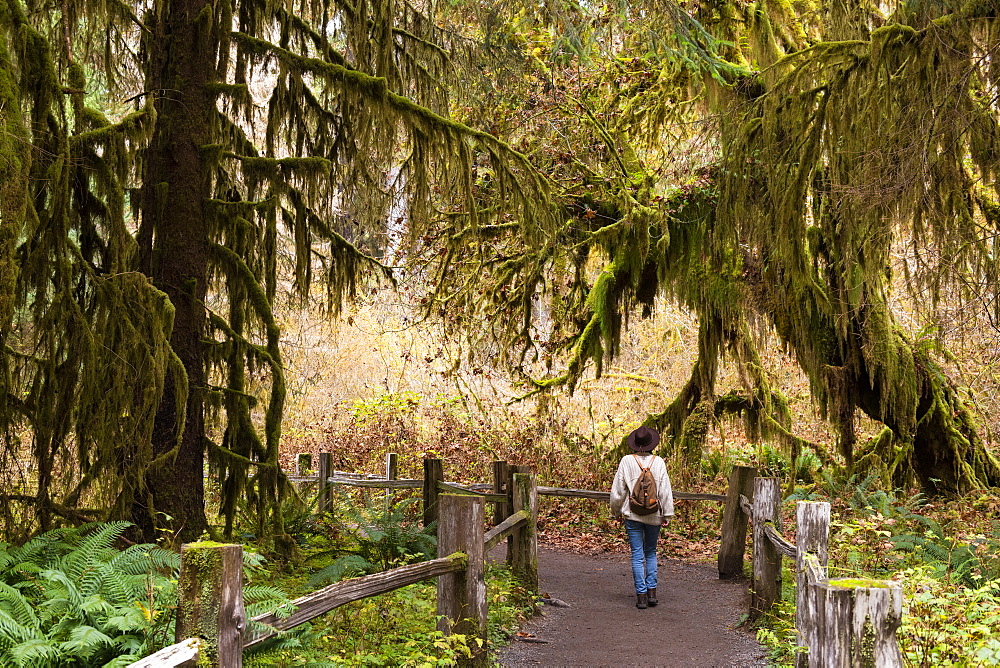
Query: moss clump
828 578 893 589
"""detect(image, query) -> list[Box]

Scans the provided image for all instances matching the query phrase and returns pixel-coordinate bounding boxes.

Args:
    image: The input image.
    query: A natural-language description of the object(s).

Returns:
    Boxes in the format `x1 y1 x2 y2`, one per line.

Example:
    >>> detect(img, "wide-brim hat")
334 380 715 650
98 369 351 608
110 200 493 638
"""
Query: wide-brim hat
627 426 660 452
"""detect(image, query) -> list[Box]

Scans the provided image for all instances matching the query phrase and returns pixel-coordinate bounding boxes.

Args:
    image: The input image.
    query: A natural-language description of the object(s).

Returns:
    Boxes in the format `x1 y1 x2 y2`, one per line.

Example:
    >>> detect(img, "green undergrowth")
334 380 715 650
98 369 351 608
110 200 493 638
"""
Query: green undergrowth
245 580 479 667
245 552 538 667
0 499 538 666
0 522 178 667
0 521 297 667
243 492 538 666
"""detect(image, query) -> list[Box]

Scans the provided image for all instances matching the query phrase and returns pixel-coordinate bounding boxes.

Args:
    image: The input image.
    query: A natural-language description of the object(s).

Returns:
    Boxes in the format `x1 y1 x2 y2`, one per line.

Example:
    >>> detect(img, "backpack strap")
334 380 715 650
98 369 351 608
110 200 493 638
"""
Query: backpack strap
632 453 652 471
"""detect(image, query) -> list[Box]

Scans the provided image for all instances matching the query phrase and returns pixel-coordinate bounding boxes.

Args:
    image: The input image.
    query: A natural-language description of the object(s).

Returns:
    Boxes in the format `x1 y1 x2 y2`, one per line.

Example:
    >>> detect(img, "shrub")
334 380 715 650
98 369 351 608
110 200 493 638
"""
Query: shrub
898 568 1000 667
245 582 476 667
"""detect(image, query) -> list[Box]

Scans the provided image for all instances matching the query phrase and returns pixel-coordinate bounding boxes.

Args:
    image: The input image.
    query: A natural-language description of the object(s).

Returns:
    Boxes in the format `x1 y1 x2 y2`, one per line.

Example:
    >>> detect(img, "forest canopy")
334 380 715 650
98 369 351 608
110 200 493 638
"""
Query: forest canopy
2 0 1000 543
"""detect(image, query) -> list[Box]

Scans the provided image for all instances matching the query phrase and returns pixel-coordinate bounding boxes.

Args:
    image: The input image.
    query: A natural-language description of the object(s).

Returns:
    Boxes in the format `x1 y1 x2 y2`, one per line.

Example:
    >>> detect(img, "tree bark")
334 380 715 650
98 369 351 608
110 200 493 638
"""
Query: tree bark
133 0 219 541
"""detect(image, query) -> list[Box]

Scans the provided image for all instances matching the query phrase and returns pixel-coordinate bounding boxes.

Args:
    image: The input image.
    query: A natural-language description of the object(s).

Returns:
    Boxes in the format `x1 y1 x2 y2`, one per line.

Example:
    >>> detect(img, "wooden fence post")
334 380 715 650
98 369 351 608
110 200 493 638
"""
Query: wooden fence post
809 580 903 668
423 458 443 533
318 452 333 513
295 453 312 476
385 452 397 509
176 543 245 668
718 465 757 579
750 476 782 620
812 583 852 667
436 494 487 667
492 460 509 527
509 472 538 592
504 464 529 558
795 501 830 668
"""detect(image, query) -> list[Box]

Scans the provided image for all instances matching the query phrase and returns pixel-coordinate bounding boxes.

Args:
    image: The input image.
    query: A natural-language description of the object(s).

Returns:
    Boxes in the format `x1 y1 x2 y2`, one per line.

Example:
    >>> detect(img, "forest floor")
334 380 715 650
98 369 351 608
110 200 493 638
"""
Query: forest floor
495 545 769 667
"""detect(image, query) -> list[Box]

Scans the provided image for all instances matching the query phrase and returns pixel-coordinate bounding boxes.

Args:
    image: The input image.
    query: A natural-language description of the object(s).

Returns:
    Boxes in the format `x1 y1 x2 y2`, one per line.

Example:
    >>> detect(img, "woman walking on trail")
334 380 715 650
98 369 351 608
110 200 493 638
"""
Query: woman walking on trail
610 426 674 609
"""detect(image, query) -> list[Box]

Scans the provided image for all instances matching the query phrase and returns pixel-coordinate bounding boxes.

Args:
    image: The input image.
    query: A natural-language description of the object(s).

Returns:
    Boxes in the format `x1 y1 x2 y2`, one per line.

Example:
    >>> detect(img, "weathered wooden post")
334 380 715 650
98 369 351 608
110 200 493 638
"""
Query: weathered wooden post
809 580 903 668
795 501 830 668
492 460 510 527
503 464 529 558
812 583 851 667
423 457 443 533
385 452 397 509
295 452 312 476
509 472 539 592
176 543 245 668
505 465 530 515
750 476 782 620
317 452 333 513
718 465 757 579
436 494 487 667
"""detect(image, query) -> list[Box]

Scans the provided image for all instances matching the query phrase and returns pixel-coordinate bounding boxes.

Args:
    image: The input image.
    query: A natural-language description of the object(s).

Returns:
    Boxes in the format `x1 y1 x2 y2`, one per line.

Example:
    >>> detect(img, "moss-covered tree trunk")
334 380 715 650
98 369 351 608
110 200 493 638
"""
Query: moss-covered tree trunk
751 241 1000 494
0 47 28 333
133 0 219 541
0 48 28 480
844 327 1000 495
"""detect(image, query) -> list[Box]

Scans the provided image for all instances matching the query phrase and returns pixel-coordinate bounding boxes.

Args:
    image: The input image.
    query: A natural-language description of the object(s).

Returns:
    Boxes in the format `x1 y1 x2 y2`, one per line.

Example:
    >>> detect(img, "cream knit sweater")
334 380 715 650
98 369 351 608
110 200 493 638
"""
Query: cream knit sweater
610 453 674 525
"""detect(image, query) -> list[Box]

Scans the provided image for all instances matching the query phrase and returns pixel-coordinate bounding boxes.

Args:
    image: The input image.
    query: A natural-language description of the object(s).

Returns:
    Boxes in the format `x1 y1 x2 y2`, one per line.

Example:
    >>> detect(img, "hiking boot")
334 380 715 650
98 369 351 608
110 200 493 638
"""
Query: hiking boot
648 588 658 606
636 592 648 609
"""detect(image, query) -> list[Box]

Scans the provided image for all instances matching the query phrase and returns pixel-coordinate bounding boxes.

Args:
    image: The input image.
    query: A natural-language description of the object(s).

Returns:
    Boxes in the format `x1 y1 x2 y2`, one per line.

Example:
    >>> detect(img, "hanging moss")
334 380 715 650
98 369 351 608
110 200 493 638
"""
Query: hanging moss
0 46 29 330
451 0 1000 497
711 0 1000 492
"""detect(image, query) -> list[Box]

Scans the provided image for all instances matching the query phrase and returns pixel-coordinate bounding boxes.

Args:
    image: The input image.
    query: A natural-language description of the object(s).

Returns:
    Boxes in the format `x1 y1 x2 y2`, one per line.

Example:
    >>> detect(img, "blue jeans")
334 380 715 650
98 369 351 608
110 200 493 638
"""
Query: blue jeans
625 519 660 594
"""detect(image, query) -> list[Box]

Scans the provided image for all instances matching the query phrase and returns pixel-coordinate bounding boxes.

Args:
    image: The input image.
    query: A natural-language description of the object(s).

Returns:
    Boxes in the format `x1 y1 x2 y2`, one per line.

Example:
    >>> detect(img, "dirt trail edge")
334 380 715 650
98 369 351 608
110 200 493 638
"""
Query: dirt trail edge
497 547 769 667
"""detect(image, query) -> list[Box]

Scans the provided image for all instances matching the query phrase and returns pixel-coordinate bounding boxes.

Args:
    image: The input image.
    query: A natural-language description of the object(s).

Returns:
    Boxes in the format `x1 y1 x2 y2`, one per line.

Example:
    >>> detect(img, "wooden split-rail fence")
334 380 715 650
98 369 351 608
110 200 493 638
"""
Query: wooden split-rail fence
743 476 903 668
129 457 902 667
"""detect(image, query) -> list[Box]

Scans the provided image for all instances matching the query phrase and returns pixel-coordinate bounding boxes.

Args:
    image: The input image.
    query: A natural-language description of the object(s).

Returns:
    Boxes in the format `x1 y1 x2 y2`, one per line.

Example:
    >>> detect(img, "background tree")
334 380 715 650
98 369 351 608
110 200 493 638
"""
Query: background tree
4 0 1000 548
414 0 1000 494
0 0 553 542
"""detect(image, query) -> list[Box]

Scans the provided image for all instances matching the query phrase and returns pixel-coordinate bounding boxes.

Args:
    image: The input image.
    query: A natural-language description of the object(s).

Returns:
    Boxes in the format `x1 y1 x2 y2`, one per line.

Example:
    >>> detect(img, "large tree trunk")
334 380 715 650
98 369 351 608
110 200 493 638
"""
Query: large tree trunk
754 258 1000 495
850 339 1000 495
0 49 28 333
133 0 219 541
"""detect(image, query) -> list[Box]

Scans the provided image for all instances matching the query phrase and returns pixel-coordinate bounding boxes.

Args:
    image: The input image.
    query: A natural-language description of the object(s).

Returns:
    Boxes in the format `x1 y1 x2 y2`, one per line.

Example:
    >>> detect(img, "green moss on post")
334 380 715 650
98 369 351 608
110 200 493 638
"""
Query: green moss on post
828 578 892 589
812 579 903 667
177 543 246 667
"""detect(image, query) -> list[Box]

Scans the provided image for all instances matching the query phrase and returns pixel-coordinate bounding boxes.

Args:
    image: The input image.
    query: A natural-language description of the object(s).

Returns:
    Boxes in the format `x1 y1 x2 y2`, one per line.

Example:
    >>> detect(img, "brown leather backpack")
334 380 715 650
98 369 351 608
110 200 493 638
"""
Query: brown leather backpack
628 454 660 515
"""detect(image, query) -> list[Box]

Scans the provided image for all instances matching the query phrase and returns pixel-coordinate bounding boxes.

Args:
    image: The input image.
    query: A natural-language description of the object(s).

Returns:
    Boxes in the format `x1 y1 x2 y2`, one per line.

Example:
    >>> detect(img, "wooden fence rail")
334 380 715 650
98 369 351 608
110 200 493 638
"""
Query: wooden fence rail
129 472 537 668
484 510 529 552
132 455 756 667
127 639 201 668
245 553 468 649
297 454 750 578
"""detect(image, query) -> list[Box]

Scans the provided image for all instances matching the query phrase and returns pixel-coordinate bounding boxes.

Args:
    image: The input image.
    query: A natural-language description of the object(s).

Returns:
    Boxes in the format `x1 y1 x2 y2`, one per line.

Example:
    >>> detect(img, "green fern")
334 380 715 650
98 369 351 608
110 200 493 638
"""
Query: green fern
0 523 179 666
891 515 994 587
340 498 437 573
307 554 371 588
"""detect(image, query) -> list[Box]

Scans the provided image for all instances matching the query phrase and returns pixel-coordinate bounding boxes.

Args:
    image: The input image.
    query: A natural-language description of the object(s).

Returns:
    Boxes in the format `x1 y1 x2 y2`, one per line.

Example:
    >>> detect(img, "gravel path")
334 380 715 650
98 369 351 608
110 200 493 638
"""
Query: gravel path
496 547 770 667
